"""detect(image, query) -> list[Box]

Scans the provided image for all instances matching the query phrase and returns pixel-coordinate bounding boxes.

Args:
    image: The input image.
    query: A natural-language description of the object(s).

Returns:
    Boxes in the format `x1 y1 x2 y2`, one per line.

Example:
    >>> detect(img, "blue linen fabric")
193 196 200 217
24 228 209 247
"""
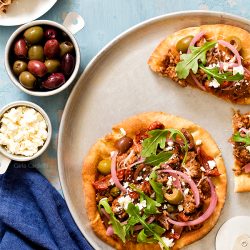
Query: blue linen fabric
0 162 93 250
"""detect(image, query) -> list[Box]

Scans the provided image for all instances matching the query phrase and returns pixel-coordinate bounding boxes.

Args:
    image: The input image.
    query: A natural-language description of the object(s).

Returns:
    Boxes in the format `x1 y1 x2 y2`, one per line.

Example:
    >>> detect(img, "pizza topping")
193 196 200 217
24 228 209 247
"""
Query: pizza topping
115 136 133 154
187 31 206 53
176 35 194 53
94 122 220 249
97 159 112 175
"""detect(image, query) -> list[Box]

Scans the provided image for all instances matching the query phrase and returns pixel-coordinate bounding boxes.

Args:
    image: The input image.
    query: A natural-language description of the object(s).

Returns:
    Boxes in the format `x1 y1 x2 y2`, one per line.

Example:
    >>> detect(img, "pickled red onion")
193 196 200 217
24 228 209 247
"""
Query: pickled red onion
218 40 242 65
106 226 114 236
243 163 250 173
158 169 200 207
167 178 217 227
111 151 127 193
130 158 145 168
187 31 206 53
190 71 206 91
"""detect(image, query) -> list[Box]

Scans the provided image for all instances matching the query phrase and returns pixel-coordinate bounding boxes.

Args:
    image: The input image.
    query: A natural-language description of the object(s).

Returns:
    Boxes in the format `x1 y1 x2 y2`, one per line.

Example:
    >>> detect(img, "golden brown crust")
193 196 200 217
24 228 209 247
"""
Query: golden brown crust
148 24 250 104
82 112 227 249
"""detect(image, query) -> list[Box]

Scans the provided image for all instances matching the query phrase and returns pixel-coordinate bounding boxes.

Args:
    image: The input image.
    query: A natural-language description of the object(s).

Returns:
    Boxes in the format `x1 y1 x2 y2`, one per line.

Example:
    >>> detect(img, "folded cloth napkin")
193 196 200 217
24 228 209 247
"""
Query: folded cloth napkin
0 161 93 250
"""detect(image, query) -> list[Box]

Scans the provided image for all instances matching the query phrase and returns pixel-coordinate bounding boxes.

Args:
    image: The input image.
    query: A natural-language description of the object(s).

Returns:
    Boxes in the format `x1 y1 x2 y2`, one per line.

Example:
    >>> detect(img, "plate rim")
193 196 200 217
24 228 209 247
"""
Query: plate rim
0 0 57 26
57 10 250 248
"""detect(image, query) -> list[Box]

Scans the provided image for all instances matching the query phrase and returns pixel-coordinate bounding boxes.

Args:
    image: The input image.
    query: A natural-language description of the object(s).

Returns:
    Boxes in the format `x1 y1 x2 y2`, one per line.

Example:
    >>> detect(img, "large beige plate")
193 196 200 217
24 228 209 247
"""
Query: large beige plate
58 11 250 250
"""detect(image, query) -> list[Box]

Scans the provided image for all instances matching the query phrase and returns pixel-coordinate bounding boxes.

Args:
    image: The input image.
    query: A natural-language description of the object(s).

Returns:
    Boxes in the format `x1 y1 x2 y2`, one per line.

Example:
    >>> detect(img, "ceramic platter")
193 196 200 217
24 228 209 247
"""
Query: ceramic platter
0 0 57 26
58 11 250 250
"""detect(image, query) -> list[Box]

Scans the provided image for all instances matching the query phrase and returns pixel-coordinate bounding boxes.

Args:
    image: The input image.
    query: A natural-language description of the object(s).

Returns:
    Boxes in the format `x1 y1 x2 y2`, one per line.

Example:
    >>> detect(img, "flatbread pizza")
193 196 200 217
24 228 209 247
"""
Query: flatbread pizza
148 24 250 104
230 110 250 192
82 112 227 250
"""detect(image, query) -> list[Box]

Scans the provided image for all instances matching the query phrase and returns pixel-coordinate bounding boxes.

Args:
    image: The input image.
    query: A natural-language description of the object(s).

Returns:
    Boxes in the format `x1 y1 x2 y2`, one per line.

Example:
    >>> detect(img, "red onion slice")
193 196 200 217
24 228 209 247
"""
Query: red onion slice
167 178 217 227
130 158 145 168
218 40 242 66
111 151 127 193
190 71 206 91
243 163 250 173
187 31 206 53
106 226 114 236
158 169 200 207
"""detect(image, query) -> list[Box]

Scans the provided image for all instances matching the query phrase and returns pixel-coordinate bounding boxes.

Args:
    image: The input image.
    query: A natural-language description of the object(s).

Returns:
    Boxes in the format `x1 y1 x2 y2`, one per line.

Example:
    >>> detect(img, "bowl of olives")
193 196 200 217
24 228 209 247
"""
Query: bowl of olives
5 19 82 96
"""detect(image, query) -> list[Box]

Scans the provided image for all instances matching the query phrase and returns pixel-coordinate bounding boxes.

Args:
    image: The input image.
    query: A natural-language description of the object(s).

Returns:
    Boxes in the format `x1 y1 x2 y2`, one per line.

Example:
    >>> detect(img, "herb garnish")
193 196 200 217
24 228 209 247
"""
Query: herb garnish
176 41 217 79
98 198 126 242
144 151 173 166
199 65 244 83
233 132 250 145
149 170 164 203
141 128 188 165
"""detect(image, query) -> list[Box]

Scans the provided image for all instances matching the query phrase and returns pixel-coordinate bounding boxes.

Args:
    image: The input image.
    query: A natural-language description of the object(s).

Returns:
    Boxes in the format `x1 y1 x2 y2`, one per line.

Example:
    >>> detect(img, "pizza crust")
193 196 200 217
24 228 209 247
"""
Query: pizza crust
148 24 250 104
82 112 227 249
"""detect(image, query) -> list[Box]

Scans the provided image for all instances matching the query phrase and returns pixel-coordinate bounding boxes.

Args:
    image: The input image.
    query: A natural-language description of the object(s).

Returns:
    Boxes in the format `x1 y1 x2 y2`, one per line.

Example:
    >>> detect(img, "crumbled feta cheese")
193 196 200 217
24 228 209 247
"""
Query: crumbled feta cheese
195 139 202 146
123 182 129 189
200 166 206 172
136 200 147 211
207 160 216 169
145 176 149 181
0 107 48 156
171 229 175 234
119 127 126 136
159 237 175 249
233 65 244 75
181 181 185 186
142 167 146 172
183 188 189 196
167 141 174 147
165 146 173 151
163 204 168 210
178 205 184 212
209 78 220 88
246 146 250 153
222 62 229 71
167 176 173 187
136 176 143 181
117 195 133 210
206 62 220 69
109 178 115 185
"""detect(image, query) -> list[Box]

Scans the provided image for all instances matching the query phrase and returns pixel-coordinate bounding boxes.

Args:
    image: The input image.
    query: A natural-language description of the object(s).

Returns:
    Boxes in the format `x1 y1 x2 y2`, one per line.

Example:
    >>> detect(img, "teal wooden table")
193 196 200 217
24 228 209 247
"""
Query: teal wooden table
0 0 249 191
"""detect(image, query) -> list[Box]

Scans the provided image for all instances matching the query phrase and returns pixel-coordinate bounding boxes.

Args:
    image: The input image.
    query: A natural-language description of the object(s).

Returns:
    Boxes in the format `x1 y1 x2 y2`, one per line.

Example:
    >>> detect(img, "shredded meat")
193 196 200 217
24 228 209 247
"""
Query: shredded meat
157 211 170 230
181 128 195 150
184 152 202 179
183 194 196 214
148 121 164 131
198 178 211 200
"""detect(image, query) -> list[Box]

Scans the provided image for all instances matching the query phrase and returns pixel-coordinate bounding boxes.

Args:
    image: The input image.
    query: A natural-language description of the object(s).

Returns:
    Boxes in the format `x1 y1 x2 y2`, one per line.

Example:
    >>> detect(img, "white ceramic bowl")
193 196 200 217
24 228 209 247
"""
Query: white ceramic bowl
5 19 81 96
0 101 52 162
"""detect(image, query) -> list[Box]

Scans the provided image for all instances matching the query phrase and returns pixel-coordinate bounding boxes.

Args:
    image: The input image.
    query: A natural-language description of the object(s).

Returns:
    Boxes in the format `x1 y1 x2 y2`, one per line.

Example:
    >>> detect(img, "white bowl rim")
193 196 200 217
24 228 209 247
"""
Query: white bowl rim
0 100 52 161
5 19 80 97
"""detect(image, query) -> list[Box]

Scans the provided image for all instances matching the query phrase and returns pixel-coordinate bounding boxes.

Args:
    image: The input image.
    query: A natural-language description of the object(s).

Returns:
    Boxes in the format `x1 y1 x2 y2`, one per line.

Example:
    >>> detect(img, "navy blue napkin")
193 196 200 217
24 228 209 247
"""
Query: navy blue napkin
0 162 93 250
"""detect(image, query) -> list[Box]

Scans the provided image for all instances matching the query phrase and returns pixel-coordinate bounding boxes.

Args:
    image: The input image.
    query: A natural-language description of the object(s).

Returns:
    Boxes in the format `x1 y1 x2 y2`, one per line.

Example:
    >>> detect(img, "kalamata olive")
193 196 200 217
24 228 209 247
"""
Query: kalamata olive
44 28 57 40
28 60 47 77
14 38 28 57
176 35 194 53
42 73 65 89
24 26 43 44
28 45 44 61
115 136 133 154
60 41 74 57
44 39 60 59
19 71 36 89
225 36 242 51
45 60 60 73
13 60 27 76
97 159 111 175
61 53 75 76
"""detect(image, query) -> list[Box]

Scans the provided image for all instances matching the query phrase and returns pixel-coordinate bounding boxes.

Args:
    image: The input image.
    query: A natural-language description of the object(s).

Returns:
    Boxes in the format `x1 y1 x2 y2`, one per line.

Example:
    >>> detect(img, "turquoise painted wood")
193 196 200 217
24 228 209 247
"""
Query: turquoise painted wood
0 0 249 190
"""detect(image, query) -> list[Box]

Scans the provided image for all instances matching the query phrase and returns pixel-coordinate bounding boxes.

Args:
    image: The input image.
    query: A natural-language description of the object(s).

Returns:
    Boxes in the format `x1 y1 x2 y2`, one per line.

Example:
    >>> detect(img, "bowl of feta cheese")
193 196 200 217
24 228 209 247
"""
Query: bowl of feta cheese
0 101 52 174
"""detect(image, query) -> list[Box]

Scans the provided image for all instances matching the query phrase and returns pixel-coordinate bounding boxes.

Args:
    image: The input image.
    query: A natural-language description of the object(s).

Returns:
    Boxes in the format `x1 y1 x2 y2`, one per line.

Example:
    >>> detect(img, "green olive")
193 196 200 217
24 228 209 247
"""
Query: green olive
110 187 121 197
60 41 74 57
225 36 242 51
24 26 44 44
176 35 194 53
165 204 177 213
28 45 44 61
97 159 111 175
19 71 36 89
164 188 184 205
13 60 27 76
45 60 61 73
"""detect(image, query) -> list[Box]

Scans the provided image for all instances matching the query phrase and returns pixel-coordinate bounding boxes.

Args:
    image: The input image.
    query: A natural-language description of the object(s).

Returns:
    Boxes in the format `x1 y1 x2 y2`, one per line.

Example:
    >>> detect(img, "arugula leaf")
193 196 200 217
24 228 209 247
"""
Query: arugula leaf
199 65 244 83
98 198 126 242
126 203 169 250
149 171 164 203
144 151 173 166
137 229 156 243
232 132 250 145
130 184 161 215
176 41 217 79
141 128 188 165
